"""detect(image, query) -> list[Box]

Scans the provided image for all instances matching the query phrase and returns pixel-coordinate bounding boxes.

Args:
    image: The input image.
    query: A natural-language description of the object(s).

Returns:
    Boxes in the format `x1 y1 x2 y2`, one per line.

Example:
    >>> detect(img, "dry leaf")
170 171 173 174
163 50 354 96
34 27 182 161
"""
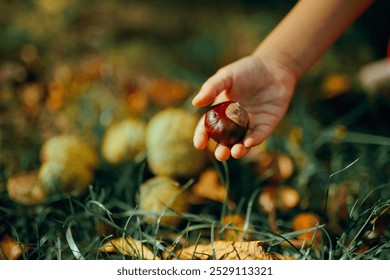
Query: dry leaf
256 152 294 183
258 185 300 232
100 237 160 260
276 186 300 211
291 212 322 246
178 241 274 260
221 214 247 242
191 169 235 208
6 171 47 205
0 235 29 260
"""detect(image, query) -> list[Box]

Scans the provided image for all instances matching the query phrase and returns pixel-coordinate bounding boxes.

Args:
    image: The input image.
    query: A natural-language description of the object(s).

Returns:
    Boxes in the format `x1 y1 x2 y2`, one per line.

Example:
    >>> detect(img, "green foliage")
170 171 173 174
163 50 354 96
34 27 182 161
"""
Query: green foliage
1 0 389 260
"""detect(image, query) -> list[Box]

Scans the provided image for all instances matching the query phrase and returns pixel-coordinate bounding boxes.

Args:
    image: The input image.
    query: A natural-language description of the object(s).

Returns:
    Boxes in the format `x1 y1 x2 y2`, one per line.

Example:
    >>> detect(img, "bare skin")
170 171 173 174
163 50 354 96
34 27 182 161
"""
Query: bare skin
193 0 374 161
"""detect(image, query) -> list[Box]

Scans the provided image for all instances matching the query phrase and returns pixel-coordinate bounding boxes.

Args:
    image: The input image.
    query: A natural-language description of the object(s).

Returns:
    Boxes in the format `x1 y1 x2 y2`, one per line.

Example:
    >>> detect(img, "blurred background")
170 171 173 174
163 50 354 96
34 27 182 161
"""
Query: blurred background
1 0 389 173
0 0 389 260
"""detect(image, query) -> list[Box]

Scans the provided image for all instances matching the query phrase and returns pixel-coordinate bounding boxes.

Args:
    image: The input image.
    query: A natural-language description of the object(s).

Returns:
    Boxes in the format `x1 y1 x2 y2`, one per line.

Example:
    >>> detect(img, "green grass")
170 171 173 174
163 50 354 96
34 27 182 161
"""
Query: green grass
1 137 389 260
1 0 389 260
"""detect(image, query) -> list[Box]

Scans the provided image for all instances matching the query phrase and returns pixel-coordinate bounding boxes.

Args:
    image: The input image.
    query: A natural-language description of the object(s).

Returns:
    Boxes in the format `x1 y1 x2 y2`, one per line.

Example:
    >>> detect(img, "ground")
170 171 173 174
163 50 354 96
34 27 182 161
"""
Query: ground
0 0 389 260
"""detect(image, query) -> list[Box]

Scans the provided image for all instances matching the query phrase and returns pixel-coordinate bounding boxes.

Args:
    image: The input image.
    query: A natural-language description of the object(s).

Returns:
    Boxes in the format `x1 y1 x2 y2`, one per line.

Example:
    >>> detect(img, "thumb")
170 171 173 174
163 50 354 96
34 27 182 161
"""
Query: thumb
192 68 232 107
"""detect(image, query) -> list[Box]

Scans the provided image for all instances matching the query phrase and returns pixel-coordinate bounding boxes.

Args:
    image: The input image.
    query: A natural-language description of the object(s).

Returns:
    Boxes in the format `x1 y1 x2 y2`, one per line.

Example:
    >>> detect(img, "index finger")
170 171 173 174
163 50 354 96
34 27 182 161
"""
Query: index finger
192 69 232 107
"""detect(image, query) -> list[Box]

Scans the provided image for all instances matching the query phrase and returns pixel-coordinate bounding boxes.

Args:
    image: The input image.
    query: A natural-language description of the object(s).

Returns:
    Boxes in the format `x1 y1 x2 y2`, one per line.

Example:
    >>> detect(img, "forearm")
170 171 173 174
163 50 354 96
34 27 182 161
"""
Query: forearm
253 0 374 79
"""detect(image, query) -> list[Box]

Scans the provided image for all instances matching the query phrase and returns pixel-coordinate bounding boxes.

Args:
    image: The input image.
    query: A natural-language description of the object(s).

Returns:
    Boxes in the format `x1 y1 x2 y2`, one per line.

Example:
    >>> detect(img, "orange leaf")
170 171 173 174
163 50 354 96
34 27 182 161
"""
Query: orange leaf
6 171 47 205
221 214 247 242
100 237 160 260
256 152 294 183
291 212 322 246
178 241 274 260
0 235 29 260
191 169 235 208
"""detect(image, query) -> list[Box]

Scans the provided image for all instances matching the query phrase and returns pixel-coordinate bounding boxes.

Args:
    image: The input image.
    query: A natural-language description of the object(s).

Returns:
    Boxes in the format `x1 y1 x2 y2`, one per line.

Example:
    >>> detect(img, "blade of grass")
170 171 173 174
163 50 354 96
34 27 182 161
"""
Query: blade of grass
243 188 262 240
65 226 85 260
220 161 231 226
323 157 360 215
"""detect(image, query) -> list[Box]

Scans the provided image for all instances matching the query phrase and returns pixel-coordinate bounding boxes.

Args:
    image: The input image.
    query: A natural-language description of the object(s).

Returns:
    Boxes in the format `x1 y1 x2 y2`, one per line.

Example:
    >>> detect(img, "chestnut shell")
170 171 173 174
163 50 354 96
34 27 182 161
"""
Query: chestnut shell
204 101 249 146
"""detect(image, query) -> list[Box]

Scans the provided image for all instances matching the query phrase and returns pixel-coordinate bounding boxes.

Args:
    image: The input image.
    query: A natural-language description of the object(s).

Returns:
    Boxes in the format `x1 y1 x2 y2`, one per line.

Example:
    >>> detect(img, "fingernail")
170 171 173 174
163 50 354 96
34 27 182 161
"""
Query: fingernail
243 138 253 148
193 136 203 150
192 96 199 106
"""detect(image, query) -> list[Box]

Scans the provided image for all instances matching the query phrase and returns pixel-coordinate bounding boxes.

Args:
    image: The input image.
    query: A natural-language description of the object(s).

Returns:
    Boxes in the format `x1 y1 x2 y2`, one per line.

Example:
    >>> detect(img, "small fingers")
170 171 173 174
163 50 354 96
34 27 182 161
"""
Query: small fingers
214 143 248 161
193 115 209 150
243 130 267 148
231 143 249 159
194 119 232 162
215 145 231 162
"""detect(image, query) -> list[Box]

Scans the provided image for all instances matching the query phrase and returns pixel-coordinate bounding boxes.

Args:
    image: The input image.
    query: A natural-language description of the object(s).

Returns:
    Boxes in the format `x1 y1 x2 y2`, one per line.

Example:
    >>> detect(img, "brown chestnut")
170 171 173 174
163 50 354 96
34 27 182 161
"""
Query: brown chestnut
204 101 249 146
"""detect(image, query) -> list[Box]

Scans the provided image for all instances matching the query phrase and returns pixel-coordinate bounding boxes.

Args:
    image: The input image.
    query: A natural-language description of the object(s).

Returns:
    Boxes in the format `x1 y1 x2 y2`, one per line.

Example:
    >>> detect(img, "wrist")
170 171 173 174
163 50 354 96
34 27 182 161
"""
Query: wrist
252 45 305 81
251 50 299 86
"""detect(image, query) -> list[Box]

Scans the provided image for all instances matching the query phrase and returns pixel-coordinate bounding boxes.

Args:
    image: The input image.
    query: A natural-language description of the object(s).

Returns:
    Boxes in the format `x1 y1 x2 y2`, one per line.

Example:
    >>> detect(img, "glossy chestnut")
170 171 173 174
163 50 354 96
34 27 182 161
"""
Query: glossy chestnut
204 101 249 146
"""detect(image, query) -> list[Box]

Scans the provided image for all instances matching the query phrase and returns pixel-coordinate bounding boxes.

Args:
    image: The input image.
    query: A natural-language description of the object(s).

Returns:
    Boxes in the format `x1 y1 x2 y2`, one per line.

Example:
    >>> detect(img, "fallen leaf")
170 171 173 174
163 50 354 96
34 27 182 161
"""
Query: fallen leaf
276 186 300 211
177 241 274 260
221 214 247 242
6 171 47 205
291 212 322 246
191 169 235 208
0 235 29 260
100 237 160 260
258 185 300 232
256 152 294 183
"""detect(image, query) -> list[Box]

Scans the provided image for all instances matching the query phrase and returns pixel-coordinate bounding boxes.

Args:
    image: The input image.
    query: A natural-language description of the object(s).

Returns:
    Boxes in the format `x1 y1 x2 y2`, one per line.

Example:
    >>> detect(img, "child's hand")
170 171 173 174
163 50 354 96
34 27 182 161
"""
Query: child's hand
192 55 297 161
192 0 373 162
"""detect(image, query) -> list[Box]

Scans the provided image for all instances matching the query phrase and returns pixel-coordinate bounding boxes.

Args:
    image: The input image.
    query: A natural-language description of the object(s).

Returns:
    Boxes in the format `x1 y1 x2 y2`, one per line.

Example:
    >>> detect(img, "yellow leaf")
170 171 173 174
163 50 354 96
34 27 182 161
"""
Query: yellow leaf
99 237 160 260
178 241 274 260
